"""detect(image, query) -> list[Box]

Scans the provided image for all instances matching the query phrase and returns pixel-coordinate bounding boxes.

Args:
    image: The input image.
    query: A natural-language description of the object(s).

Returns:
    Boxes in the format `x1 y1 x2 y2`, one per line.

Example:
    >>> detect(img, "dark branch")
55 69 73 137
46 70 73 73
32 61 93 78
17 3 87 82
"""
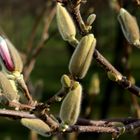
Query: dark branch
93 49 140 97
66 125 119 134
0 109 35 119
77 118 140 126
0 109 140 137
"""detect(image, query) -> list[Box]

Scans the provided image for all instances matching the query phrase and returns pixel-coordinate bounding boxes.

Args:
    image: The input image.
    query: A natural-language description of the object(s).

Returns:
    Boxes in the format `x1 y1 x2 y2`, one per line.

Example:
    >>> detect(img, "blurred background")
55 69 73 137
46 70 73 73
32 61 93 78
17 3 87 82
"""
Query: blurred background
0 0 140 140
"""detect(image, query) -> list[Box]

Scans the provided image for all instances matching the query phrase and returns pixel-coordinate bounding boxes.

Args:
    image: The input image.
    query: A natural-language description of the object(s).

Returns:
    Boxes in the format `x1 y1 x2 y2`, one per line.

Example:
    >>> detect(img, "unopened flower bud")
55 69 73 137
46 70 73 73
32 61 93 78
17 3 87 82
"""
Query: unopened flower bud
61 74 71 88
5 37 23 73
56 3 78 45
0 36 14 71
69 34 96 79
118 8 140 48
86 14 96 26
0 71 19 102
21 118 52 137
60 82 82 125
0 36 23 73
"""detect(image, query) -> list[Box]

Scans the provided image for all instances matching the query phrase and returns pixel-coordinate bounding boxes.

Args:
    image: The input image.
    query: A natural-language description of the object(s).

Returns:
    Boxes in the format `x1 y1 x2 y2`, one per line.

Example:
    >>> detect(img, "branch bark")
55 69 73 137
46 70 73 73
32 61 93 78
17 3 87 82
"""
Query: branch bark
0 109 140 138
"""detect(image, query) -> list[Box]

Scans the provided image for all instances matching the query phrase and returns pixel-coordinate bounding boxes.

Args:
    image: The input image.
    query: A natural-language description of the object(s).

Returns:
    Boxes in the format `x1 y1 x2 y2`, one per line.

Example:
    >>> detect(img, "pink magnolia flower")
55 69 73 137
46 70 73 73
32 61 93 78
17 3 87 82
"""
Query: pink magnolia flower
0 36 14 71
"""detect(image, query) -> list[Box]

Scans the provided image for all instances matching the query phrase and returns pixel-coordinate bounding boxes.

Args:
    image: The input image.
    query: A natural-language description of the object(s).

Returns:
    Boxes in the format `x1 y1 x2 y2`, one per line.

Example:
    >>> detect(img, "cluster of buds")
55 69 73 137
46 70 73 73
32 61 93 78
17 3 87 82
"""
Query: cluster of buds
118 8 140 48
56 2 96 79
0 35 32 105
56 1 97 131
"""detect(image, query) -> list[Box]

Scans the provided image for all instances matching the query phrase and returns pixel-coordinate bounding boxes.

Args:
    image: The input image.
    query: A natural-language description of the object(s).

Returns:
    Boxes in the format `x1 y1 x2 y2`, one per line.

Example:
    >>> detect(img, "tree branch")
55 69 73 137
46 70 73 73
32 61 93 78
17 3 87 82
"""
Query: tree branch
0 109 35 119
93 49 140 97
77 118 140 126
65 125 119 134
59 0 140 98
0 109 140 138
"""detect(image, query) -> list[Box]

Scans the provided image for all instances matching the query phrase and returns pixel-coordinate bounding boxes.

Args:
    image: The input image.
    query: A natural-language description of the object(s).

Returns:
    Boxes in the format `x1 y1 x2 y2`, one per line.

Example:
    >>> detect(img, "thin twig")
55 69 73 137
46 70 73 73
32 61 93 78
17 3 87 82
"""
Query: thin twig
67 0 88 35
77 118 140 126
0 109 35 119
23 3 56 81
46 88 67 105
17 77 34 104
8 101 35 110
26 3 48 55
65 125 119 134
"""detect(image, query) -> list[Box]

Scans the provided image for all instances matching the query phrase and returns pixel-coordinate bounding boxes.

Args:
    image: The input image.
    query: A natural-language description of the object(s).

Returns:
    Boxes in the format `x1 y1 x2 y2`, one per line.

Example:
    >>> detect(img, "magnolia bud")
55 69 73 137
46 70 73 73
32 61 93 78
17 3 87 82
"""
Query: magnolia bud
60 82 82 125
86 14 96 26
21 118 51 137
0 36 14 72
61 74 71 88
69 34 96 79
56 3 78 45
5 37 23 73
118 8 140 48
0 36 23 73
0 71 19 102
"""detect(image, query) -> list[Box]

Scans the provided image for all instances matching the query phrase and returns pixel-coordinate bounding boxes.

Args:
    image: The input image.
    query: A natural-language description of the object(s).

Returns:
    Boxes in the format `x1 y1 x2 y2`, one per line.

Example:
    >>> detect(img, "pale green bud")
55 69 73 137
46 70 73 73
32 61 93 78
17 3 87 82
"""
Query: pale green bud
21 118 51 137
107 71 122 81
0 71 19 102
69 34 96 79
86 14 96 26
118 8 140 48
61 74 71 88
56 3 77 44
59 82 82 125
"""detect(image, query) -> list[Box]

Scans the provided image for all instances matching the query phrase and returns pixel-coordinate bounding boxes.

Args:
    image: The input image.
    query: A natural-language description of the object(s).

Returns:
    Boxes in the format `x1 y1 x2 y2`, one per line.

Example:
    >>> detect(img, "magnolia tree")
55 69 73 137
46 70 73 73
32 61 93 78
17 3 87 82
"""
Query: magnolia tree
0 0 140 140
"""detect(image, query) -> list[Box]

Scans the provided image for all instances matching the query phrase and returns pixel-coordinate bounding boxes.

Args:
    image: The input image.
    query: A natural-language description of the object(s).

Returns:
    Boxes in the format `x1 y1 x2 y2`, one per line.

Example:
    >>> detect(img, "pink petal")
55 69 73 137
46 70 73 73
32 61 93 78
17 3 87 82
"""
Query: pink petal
0 36 14 71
